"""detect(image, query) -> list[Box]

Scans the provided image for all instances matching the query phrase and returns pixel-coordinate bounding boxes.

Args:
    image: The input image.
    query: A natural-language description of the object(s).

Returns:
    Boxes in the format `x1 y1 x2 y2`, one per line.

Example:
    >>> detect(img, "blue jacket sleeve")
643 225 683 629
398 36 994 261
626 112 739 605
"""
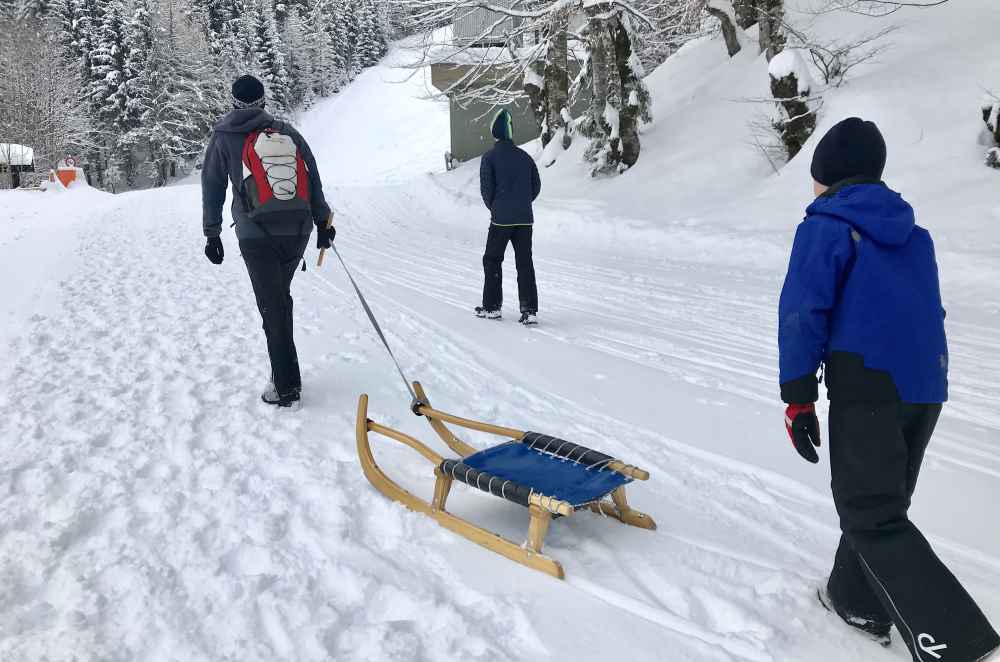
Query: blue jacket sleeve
480 152 495 210
778 216 855 402
201 132 229 238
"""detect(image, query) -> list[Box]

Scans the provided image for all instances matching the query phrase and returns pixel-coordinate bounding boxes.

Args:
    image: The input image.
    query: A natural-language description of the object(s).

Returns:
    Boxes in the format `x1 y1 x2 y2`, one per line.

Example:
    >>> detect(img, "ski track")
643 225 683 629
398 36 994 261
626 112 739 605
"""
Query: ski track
1 181 999 659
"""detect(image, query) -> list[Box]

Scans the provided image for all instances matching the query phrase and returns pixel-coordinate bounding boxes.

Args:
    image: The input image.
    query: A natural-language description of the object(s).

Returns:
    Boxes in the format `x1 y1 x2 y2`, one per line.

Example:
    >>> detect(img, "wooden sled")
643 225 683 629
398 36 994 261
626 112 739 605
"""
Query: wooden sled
356 382 656 579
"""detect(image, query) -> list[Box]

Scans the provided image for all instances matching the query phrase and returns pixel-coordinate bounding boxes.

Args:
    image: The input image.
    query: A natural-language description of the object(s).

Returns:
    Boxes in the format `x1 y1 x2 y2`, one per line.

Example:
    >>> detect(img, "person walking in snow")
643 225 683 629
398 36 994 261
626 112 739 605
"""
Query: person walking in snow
201 75 336 408
477 109 542 325
778 118 999 661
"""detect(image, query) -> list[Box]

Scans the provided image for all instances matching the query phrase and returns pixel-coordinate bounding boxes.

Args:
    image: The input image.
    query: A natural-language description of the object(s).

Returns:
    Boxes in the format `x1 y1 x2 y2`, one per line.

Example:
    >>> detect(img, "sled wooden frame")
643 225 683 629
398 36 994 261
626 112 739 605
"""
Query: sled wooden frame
356 382 656 579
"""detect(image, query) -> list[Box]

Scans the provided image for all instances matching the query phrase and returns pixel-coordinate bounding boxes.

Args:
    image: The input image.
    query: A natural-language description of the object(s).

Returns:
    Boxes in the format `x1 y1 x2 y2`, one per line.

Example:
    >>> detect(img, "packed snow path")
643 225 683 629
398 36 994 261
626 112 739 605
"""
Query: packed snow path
4 7 1000 658
1 180 998 660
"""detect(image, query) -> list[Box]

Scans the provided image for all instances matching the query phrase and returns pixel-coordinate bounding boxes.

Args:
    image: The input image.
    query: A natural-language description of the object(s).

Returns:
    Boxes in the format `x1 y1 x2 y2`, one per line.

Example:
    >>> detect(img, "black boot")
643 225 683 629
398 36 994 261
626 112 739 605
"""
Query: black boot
475 306 501 319
261 385 301 408
818 586 892 647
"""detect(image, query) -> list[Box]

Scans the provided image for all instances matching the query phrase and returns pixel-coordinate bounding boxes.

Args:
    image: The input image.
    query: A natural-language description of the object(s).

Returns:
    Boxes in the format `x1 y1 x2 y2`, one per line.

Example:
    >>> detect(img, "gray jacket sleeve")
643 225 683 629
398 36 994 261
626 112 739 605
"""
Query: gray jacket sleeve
286 126 331 227
201 132 229 238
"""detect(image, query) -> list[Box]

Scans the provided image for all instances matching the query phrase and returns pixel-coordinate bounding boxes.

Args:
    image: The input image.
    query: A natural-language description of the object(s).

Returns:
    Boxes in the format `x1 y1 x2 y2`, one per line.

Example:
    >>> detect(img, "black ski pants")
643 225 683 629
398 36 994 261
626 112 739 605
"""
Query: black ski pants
482 224 537 313
828 400 999 662
239 236 309 397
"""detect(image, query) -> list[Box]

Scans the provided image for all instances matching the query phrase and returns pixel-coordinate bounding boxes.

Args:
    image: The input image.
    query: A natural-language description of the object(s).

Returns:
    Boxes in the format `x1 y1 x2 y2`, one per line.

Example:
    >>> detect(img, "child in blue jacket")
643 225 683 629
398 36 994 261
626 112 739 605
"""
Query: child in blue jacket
778 118 998 661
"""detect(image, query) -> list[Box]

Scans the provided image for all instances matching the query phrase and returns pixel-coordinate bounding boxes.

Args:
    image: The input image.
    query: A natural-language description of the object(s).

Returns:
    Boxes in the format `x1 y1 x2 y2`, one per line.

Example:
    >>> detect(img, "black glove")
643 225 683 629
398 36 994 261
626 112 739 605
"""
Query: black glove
316 224 336 250
785 403 821 464
205 236 224 265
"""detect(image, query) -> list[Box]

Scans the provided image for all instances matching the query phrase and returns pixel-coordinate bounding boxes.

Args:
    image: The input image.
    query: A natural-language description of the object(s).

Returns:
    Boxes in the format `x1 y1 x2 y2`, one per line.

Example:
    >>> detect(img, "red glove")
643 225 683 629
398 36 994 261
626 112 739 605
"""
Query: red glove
785 403 821 464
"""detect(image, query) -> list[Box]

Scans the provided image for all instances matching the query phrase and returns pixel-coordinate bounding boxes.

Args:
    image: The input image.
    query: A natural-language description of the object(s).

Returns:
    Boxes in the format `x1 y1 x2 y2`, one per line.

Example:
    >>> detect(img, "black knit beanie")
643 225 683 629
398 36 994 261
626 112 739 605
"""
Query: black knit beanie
491 109 514 141
232 75 266 110
810 117 887 186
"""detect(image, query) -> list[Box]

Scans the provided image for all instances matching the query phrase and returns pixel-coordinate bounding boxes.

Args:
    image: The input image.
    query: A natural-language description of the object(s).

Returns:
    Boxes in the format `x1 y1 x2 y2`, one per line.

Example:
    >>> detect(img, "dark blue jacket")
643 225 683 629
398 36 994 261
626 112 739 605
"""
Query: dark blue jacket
778 182 948 404
201 108 330 241
480 139 541 225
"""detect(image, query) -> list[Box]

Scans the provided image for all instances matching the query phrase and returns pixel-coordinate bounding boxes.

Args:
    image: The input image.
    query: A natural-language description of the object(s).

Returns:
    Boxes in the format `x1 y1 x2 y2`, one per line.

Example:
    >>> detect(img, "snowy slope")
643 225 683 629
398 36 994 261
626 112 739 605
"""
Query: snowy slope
1 3 999 661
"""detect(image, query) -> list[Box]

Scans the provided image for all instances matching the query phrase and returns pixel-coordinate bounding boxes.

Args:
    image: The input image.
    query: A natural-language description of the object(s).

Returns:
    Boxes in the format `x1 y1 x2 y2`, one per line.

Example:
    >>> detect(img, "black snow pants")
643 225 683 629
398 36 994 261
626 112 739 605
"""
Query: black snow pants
240 236 309 397
828 400 999 662
482 224 537 313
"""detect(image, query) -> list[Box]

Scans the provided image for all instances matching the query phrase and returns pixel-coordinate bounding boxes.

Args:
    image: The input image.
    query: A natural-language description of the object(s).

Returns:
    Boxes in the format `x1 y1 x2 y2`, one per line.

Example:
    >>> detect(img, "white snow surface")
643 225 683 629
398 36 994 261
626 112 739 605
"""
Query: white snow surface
2 2 1000 661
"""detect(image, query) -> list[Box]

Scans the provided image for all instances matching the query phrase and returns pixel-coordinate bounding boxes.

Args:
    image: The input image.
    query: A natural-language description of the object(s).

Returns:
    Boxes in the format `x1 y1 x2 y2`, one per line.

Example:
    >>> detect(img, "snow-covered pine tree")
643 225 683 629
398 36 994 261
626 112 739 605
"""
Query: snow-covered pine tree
335 0 361 79
322 0 350 86
225 0 258 70
250 0 291 112
273 0 287 25
129 1 227 185
282 5 315 108
355 0 385 68
186 0 233 57
123 0 154 131
89 0 136 183
307 0 344 96
20 0 52 19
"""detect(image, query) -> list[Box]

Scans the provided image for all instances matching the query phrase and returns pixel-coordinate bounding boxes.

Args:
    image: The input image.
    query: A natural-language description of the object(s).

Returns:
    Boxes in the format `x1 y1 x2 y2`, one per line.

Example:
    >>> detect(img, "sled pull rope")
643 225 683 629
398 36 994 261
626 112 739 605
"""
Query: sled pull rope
330 245 424 412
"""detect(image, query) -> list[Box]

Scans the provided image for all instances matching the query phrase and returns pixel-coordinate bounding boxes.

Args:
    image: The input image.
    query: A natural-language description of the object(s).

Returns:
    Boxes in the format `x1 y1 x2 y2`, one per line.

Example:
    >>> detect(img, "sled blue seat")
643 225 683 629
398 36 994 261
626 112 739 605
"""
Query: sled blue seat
441 438 631 509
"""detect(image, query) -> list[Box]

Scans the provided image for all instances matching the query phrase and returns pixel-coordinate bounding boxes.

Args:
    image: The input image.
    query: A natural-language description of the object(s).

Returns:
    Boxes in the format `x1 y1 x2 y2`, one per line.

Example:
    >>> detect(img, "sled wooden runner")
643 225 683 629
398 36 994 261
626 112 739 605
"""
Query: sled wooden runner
356 382 656 579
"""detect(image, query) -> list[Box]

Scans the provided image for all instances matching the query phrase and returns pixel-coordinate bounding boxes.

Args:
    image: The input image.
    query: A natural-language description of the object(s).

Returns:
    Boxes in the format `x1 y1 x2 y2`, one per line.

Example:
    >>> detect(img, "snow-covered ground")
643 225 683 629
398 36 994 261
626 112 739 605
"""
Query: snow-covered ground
2 2 999 661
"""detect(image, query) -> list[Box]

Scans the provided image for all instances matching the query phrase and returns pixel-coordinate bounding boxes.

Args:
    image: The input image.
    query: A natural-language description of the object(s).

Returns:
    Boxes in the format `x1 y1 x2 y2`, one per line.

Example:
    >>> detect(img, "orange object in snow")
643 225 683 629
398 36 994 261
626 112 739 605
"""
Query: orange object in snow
56 167 77 188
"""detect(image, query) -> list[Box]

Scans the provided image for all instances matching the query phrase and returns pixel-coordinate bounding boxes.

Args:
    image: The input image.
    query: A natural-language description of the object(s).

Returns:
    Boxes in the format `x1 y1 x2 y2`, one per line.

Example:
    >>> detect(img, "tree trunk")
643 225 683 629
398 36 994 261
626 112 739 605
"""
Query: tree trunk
758 0 785 61
542 7 570 150
612 17 641 167
770 70 815 159
706 5 741 57
732 0 756 28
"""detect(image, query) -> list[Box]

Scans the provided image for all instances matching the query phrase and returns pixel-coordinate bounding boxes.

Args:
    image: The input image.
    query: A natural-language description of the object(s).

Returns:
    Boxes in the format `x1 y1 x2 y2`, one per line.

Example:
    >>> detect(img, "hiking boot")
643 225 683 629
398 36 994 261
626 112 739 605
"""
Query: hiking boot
818 586 891 647
475 306 501 319
519 312 538 325
261 385 301 408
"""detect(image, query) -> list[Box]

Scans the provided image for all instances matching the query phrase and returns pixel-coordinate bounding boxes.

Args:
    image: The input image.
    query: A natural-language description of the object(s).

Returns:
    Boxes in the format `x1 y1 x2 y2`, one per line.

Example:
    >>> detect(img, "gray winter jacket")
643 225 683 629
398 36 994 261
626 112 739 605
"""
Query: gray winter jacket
201 108 331 241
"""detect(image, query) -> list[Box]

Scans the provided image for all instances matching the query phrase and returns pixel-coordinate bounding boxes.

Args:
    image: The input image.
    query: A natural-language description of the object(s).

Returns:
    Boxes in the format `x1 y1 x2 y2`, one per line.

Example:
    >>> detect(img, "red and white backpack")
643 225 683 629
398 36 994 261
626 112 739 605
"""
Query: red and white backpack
240 126 312 223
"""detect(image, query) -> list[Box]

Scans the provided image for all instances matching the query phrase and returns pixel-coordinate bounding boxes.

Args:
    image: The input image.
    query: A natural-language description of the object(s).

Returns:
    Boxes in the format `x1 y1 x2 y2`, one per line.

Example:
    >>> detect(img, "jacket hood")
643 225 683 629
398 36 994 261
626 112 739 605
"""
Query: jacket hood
213 108 274 134
806 182 915 246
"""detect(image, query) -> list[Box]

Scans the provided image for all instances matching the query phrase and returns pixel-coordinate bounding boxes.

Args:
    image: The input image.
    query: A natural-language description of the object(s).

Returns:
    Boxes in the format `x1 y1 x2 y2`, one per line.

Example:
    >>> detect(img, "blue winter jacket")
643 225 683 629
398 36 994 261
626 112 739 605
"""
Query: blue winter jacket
480 139 541 226
778 181 948 404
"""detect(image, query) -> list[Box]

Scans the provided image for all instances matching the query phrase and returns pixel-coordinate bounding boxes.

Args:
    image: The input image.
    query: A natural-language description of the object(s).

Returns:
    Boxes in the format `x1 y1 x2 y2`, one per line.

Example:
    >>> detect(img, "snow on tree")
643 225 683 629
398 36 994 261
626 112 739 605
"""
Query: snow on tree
768 48 816 159
282 5 315 108
757 0 784 60
185 0 233 56
983 93 1000 169
335 0 361 79
89 0 138 182
250 0 291 113
578 8 653 176
0 13 94 170
20 0 52 19
355 0 387 67
705 0 741 57
307 0 346 95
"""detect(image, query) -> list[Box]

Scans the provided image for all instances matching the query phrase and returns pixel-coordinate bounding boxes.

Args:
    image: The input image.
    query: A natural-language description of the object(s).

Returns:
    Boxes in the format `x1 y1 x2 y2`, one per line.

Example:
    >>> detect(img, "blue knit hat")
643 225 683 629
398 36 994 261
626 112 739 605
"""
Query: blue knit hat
491 109 514 141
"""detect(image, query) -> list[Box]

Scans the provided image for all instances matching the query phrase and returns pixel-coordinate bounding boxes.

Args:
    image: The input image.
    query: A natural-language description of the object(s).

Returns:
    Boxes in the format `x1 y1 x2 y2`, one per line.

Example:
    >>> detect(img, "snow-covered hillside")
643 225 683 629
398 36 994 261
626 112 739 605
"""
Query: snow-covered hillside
1 2 998 661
